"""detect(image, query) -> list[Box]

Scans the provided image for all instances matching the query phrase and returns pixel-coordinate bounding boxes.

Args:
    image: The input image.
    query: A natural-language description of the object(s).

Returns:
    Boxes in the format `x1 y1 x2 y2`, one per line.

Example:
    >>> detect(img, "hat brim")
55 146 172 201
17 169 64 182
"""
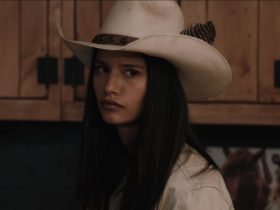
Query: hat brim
57 23 231 99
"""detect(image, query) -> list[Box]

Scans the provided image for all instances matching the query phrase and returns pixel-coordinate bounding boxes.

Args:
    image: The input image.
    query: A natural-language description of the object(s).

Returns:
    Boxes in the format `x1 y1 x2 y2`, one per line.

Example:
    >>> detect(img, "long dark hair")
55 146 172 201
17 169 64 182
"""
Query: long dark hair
79 50 217 210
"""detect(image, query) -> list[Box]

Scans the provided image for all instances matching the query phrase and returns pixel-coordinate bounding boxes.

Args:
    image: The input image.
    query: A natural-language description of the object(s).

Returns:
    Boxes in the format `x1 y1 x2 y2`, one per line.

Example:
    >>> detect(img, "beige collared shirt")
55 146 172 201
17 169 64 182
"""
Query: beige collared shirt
109 145 235 210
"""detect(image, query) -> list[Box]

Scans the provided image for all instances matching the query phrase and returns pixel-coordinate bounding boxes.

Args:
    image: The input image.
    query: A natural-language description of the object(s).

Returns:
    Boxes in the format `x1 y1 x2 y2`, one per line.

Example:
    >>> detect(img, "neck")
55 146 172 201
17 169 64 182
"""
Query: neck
116 123 138 149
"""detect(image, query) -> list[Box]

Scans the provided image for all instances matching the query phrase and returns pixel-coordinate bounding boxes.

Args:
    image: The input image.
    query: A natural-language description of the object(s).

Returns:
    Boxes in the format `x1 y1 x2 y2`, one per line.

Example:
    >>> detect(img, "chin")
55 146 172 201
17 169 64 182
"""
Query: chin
103 118 122 124
101 115 125 124
101 114 135 125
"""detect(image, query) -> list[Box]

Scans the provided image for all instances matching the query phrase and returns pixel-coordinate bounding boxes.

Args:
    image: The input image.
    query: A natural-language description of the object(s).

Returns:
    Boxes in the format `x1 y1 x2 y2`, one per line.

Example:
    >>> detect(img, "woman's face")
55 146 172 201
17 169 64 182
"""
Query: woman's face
93 49 147 125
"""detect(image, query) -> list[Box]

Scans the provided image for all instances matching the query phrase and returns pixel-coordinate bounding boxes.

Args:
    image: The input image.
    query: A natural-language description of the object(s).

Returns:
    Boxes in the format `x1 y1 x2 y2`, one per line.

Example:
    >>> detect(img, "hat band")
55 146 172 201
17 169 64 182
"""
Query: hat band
92 21 216 46
92 34 138 46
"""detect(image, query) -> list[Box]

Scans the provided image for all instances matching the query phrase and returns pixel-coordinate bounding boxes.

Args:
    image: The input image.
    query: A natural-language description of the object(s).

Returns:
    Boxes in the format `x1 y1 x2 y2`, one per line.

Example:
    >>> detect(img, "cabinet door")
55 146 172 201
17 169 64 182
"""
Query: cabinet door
207 1 258 101
0 1 61 120
259 1 280 102
61 0 100 121
188 1 280 125
181 0 207 27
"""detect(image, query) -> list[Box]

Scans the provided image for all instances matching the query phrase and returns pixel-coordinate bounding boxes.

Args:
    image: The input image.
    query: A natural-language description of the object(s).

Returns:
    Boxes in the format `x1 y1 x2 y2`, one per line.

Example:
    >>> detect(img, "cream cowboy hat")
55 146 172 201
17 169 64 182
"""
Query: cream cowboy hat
57 0 231 99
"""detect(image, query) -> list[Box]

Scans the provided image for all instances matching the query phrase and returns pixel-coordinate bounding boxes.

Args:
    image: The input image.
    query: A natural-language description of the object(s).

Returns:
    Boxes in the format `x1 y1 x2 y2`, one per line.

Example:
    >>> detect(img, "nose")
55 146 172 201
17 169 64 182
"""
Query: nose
104 72 122 95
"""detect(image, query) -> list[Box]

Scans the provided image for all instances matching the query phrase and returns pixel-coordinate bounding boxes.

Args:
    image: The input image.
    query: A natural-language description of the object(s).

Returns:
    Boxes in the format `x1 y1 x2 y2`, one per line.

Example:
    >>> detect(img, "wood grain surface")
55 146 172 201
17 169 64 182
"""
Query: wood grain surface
0 1 19 97
259 1 280 102
207 1 258 101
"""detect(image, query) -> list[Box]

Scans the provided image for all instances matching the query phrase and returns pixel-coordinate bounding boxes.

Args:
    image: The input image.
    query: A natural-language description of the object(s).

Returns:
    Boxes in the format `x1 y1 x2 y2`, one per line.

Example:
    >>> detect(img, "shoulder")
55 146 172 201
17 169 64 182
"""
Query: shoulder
158 145 234 210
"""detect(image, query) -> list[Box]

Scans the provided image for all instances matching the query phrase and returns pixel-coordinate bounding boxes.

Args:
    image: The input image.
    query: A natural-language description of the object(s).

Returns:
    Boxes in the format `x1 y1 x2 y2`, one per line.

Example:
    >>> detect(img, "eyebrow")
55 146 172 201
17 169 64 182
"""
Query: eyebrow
95 60 145 70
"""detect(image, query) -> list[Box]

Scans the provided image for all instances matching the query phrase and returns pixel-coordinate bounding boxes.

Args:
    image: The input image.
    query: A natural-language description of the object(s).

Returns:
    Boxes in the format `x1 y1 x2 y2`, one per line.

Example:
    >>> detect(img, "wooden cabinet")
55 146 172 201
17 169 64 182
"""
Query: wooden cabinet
259 1 280 103
208 1 258 101
1 0 280 125
0 1 60 120
181 1 280 125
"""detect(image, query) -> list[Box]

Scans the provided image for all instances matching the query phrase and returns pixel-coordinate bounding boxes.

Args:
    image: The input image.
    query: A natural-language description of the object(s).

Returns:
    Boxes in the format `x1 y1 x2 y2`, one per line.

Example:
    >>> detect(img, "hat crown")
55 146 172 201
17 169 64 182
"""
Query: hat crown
99 0 184 38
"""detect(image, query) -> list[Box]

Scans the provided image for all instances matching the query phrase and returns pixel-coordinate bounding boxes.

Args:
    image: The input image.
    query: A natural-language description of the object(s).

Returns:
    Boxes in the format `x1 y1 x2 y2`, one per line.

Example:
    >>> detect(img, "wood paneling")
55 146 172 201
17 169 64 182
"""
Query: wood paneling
207 1 258 101
20 1 48 97
62 102 83 121
0 1 19 97
259 1 280 102
181 0 207 27
77 1 100 43
62 0 75 103
47 0 61 112
189 103 280 126
0 100 59 121
0 0 60 121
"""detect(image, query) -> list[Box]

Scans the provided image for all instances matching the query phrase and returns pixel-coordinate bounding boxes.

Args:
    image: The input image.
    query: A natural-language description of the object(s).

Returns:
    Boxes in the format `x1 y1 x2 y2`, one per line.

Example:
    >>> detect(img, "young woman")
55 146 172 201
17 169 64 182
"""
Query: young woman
58 1 234 209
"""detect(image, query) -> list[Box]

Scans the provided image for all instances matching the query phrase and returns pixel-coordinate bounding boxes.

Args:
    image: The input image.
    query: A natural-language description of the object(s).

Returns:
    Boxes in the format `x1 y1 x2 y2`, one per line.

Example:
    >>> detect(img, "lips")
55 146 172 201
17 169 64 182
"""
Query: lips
101 99 123 111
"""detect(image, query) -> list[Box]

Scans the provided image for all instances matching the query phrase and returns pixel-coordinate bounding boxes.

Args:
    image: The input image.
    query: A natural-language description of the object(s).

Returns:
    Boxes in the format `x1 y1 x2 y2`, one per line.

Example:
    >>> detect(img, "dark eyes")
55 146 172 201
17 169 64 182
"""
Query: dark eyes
125 70 139 76
94 65 109 74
